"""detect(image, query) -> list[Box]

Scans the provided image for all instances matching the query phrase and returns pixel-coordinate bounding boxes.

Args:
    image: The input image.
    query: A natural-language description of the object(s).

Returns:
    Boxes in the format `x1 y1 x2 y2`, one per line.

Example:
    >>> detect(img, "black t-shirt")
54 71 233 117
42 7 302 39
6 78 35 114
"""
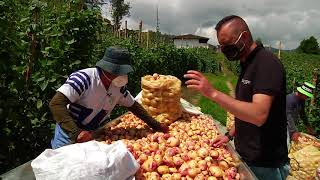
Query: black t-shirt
234 45 289 167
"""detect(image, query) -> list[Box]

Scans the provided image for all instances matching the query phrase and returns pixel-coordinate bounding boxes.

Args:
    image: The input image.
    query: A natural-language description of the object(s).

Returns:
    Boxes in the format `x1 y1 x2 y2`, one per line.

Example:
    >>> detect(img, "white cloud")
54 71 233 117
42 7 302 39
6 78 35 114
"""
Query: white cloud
102 0 320 49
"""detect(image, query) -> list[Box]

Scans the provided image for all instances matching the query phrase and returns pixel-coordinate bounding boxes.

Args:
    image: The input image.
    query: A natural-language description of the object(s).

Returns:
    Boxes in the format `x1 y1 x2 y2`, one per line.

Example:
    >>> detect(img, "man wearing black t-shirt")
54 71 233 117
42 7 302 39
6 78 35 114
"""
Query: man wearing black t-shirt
184 15 289 180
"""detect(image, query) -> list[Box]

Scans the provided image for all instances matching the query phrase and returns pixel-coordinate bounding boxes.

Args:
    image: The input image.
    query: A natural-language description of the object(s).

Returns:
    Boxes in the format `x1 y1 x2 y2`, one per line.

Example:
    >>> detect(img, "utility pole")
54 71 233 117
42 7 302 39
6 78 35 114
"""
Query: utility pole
147 31 150 48
124 20 127 39
156 5 160 46
139 20 143 43
278 41 281 59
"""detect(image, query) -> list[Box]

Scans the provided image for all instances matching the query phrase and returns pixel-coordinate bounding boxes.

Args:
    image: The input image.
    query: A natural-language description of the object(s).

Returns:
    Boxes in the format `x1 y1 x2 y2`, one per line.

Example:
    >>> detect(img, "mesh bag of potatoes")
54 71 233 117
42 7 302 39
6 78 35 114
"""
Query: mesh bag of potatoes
226 112 235 131
141 73 182 124
289 133 320 154
288 145 320 179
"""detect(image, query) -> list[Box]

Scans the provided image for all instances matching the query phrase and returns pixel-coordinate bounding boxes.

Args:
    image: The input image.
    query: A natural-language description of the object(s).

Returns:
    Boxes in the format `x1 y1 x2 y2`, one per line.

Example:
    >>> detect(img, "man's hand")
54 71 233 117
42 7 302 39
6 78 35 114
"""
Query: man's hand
76 131 93 143
306 126 316 135
184 70 216 98
212 135 230 147
152 124 169 133
160 124 169 133
291 132 301 142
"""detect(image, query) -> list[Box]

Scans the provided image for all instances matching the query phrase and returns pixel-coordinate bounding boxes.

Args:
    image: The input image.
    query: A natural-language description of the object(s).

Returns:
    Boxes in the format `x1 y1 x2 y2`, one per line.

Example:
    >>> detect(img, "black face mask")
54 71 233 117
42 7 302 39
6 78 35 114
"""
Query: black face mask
220 32 246 61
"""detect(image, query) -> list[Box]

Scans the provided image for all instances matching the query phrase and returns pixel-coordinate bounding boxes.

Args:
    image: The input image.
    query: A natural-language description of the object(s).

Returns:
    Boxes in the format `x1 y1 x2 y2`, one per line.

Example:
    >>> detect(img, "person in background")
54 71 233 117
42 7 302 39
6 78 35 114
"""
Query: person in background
184 15 289 180
49 47 168 149
287 82 316 141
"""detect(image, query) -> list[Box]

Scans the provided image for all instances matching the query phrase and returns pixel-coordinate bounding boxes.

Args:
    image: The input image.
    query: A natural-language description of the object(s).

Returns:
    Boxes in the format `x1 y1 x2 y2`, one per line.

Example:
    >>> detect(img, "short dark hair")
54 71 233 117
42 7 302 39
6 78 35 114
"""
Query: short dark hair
215 15 243 32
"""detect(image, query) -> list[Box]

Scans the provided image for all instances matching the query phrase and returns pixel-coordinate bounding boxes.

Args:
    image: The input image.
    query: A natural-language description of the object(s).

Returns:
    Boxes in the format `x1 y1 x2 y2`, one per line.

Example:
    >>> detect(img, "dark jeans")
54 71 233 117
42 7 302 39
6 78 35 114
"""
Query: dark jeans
249 163 290 180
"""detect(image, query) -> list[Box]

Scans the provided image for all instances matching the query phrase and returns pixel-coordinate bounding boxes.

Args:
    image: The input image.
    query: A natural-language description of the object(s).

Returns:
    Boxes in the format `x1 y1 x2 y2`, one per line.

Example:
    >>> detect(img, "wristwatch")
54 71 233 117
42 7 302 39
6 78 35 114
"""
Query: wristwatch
224 131 234 141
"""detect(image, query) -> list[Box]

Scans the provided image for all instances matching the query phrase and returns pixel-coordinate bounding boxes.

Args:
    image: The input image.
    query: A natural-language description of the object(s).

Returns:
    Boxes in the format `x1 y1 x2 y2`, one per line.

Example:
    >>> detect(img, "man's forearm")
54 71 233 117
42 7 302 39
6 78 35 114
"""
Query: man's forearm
126 101 164 131
208 90 270 127
49 92 80 141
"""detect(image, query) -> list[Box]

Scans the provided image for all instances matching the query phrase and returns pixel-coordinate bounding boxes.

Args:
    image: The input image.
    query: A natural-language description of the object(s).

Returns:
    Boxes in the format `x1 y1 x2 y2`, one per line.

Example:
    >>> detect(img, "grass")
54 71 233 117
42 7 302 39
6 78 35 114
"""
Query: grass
181 70 237 126
223 66 238 88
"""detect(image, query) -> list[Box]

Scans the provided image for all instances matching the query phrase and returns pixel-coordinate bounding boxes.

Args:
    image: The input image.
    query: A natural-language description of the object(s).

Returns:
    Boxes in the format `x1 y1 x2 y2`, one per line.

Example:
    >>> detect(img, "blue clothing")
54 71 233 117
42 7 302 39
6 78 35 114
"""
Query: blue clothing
51 123 72 149
249 163 290 180
286 93 308 138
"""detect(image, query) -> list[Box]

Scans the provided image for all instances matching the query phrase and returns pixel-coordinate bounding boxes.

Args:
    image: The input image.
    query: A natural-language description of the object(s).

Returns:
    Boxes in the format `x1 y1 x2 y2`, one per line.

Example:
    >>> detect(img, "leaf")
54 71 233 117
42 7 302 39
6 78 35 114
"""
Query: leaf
74 60 81 65
66 39 76 45
47 60 54 66
36 100 42 109
31 23 37 30
44 47 52 51
36 77 45 82
40 80 48 91
41 112 48 121
69 60 81 67
72 28 79 31
4 128 11 136
44 27 52 32
49 78 56 82
20 17 29 23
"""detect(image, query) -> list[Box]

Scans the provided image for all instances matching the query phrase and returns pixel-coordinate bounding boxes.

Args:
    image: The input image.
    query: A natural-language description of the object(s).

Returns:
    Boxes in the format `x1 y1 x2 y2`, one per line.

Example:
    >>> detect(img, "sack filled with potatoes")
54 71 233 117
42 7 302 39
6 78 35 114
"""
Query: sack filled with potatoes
141 73 182 124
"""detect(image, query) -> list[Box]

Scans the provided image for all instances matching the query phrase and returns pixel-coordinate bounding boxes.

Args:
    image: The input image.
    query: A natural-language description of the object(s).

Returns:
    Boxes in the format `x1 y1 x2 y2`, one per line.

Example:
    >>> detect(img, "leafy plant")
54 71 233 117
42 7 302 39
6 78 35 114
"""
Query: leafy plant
0 0 220 173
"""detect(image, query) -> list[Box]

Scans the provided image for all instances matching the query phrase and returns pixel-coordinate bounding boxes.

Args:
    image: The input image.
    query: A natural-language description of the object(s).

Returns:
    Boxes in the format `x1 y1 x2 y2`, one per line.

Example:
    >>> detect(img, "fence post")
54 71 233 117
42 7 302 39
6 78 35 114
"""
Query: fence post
147 31 150 48
311 69 319 106
139 20 142 43
124 20 127 39
278 41 281 60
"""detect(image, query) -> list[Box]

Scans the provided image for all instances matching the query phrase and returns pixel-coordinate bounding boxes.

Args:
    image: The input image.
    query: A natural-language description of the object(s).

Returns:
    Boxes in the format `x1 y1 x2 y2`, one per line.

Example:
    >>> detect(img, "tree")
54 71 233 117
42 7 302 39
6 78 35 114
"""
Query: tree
110 0 130 31
297 36 319 54
255 37 263 47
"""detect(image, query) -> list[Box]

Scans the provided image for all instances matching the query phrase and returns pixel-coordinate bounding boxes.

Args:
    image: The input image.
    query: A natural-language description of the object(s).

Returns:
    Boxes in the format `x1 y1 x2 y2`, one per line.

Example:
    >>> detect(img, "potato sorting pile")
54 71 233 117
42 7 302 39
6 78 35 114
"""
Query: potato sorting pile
102 113 240 180
288 133 320 179
141 74 182 124
288 145 320 180
289 133 320 153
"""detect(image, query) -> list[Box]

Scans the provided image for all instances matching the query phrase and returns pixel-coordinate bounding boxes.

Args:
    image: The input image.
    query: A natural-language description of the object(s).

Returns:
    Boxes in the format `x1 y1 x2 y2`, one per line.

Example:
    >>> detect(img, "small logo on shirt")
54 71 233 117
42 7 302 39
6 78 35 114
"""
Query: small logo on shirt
241 79 251 85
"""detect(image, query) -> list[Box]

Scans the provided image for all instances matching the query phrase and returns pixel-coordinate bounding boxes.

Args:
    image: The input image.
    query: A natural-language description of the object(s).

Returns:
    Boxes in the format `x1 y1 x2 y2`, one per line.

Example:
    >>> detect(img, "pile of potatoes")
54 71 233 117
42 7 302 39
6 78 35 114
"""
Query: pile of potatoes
288 134 320 179
102 112 240 180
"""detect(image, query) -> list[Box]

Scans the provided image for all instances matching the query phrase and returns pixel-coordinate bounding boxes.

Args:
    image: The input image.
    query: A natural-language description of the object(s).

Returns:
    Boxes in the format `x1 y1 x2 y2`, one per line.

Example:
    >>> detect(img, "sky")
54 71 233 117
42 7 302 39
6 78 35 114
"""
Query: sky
101 0 320 50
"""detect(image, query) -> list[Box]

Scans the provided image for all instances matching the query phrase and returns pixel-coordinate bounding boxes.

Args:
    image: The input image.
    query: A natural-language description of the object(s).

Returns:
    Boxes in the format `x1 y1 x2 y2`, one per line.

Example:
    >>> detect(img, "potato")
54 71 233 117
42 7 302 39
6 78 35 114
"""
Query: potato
187 168 200 178
207 176 218 180
142 158 158 172
197 147 209 158
169 167 178 173
172 173 182 180
209 166 223 177
157 165 170 175
167 137 180 147
162 174 173 180
219 160 229 170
